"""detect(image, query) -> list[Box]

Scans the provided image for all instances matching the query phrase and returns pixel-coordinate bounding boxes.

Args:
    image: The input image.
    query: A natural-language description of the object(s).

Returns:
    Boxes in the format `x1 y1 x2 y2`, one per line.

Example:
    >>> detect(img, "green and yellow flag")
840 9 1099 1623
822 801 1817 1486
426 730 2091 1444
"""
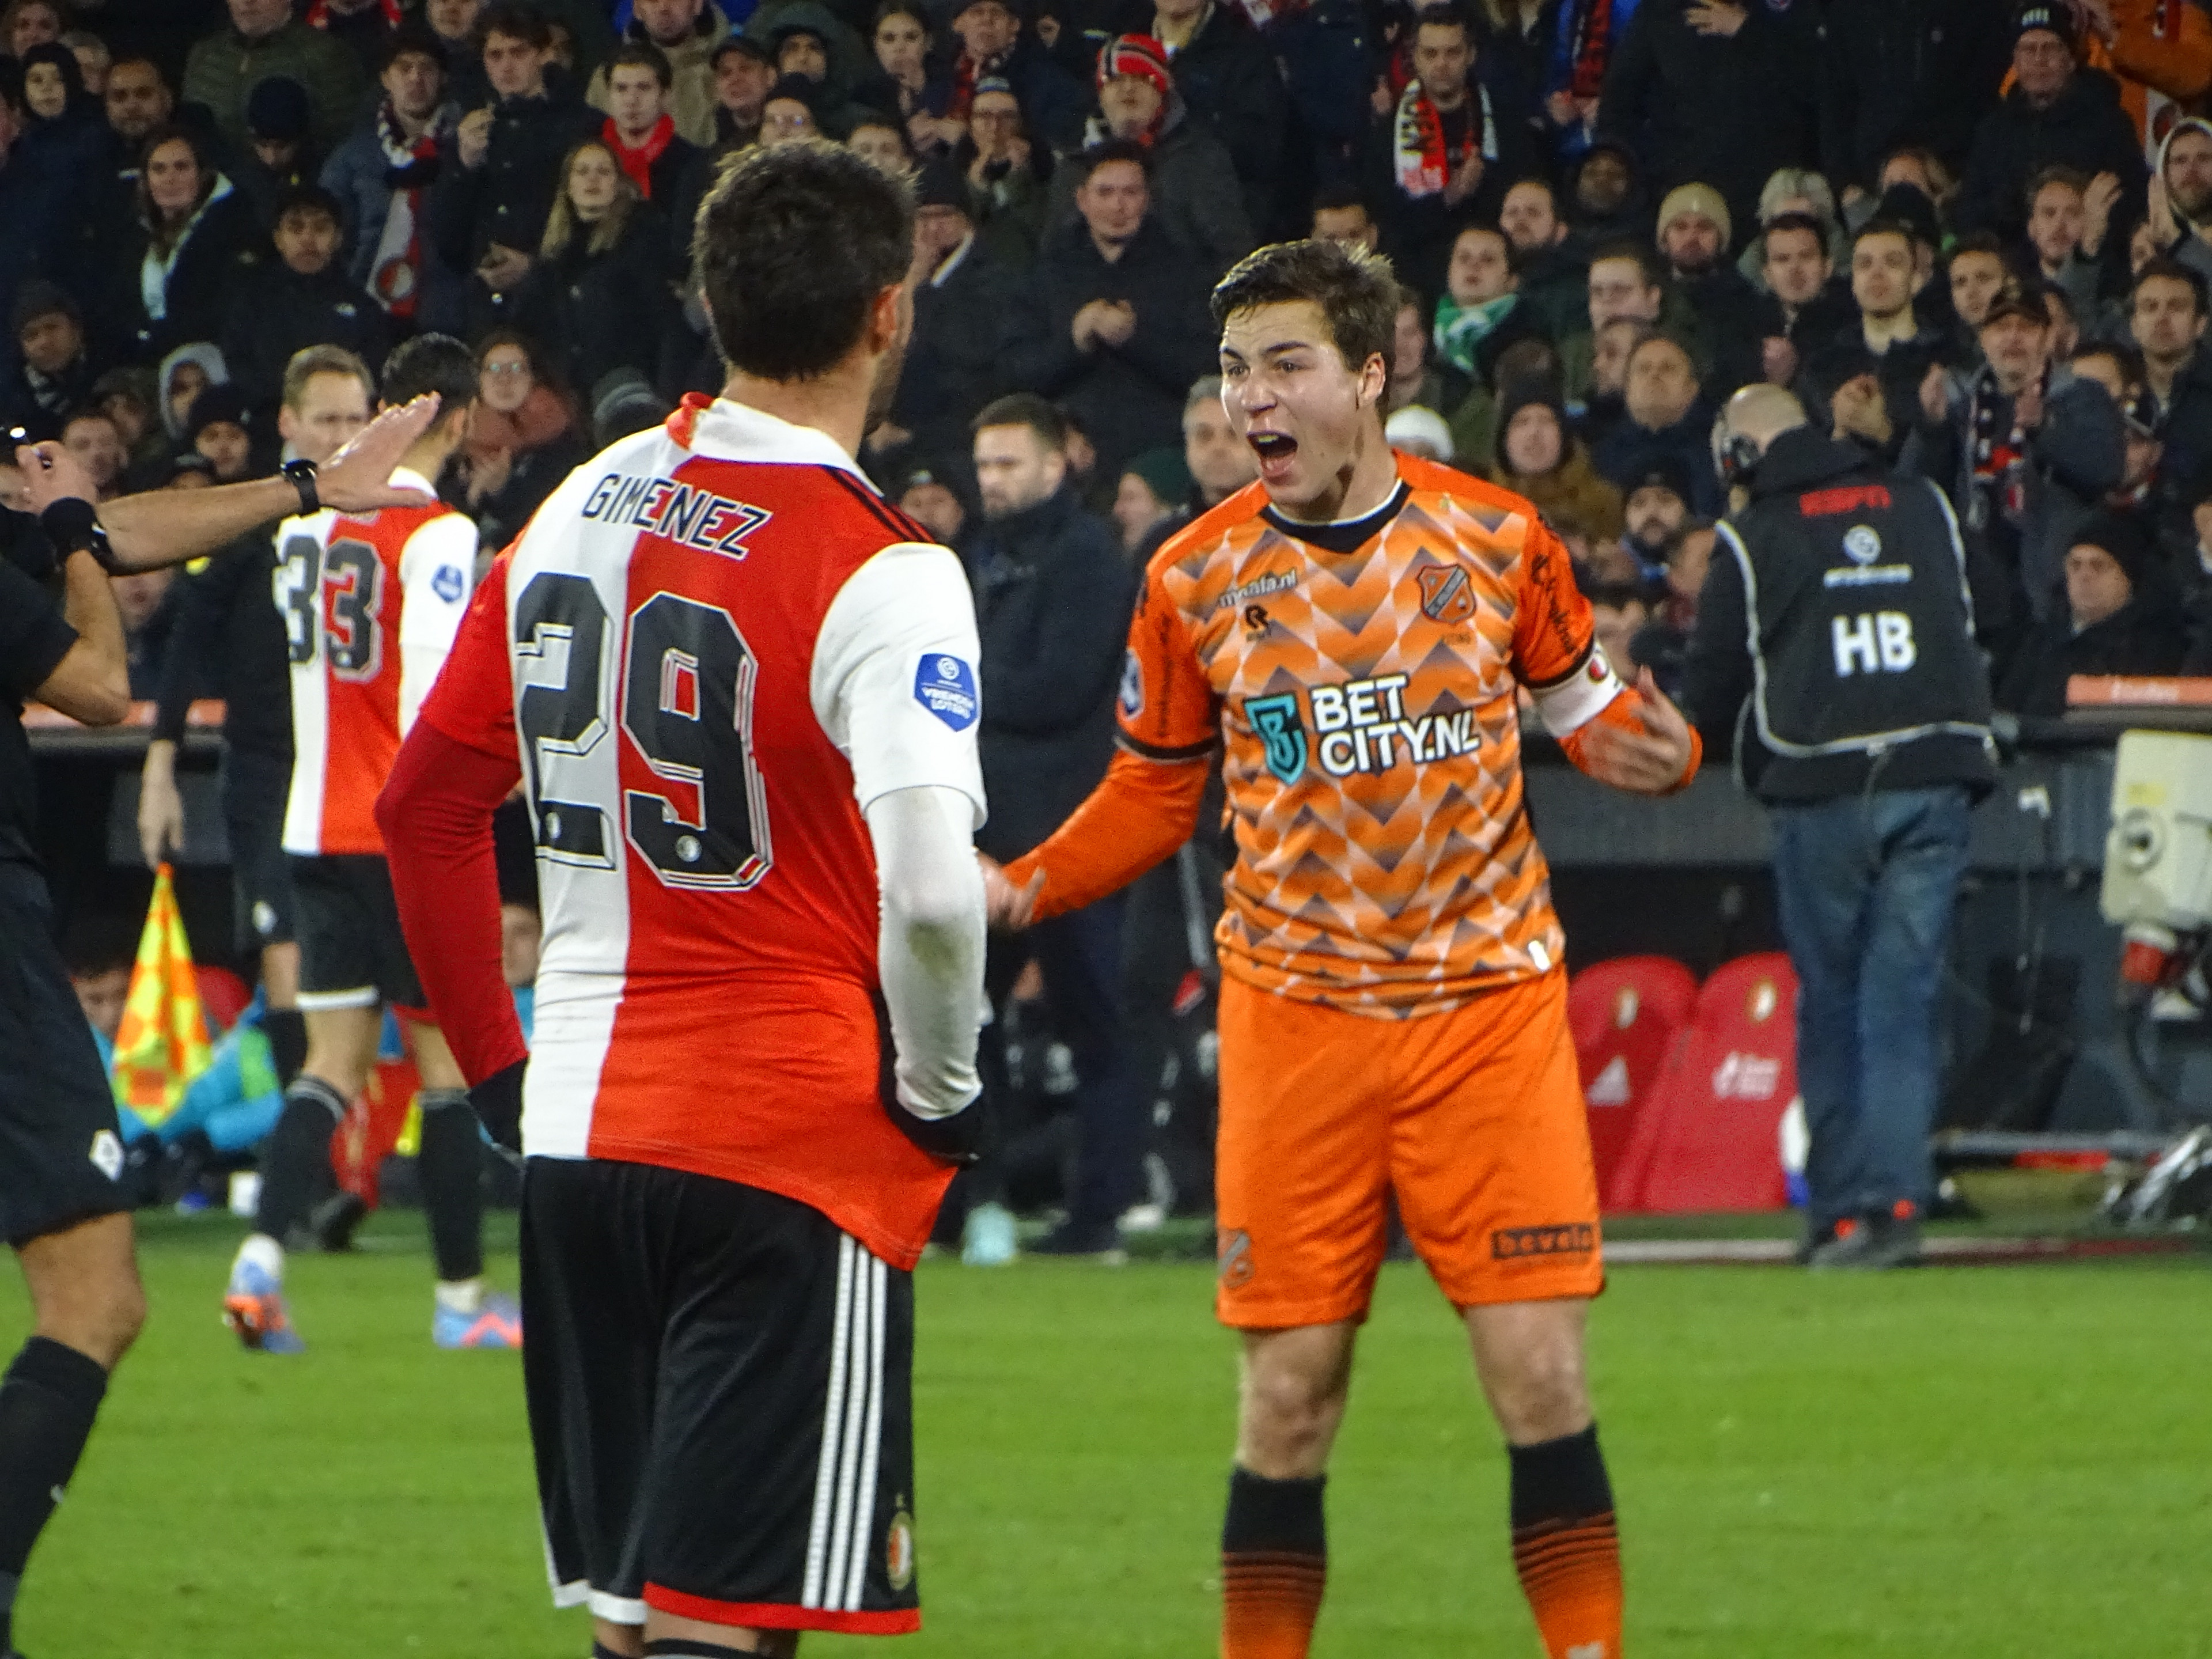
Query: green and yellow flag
111 863 213 1126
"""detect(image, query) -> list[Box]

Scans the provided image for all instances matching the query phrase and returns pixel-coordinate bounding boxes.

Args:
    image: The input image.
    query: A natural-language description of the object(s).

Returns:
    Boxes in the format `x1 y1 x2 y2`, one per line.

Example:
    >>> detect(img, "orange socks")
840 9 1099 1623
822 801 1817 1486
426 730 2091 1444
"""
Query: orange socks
1509 1426 1624 1659
1219 1468 1325 1658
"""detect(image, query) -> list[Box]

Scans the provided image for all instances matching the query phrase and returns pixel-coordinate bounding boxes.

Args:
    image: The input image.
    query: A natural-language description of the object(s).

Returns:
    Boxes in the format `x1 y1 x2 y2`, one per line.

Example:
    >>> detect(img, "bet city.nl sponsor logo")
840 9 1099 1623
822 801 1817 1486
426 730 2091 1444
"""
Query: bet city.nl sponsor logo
1243 673 1480 784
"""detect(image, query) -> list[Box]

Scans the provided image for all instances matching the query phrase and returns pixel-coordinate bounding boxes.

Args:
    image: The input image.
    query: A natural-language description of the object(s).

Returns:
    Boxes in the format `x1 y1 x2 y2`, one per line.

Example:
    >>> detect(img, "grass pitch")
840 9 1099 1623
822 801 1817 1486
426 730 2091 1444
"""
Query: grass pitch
5 1211 2209 1658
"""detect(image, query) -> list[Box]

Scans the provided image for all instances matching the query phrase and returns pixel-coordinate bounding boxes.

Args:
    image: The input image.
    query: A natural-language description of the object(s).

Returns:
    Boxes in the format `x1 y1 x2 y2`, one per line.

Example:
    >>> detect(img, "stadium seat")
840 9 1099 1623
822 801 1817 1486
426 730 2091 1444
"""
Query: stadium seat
194 965 253 1035
1567 956 1698 1209
1609 953 1800 1214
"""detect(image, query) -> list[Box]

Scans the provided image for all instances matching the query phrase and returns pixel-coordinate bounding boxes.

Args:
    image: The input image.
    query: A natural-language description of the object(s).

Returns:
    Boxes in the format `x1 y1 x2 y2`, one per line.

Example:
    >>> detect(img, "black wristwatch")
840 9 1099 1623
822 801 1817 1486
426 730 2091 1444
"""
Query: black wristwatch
282 457 321 516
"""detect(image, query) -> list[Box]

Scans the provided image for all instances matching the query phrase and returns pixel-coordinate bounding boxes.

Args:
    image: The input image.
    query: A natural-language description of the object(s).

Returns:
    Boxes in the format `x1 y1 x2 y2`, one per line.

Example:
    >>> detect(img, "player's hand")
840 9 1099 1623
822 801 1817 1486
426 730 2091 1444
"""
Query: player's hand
1580 668 1696 795
469 1060 525 1155
139 741 185 866
979 852 1043 931
319 396 442 512
15 440 97 513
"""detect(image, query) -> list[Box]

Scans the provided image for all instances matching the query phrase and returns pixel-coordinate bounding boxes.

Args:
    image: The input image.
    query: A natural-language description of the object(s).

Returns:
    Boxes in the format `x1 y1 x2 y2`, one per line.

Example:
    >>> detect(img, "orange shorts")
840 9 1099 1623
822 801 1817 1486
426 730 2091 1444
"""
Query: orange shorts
1213 967 1603 1329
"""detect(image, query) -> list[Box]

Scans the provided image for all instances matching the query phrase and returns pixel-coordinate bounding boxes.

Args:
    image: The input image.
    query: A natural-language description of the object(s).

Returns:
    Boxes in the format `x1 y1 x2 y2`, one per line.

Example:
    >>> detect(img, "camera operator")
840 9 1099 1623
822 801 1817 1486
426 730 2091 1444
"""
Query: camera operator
1684 385 1998 1271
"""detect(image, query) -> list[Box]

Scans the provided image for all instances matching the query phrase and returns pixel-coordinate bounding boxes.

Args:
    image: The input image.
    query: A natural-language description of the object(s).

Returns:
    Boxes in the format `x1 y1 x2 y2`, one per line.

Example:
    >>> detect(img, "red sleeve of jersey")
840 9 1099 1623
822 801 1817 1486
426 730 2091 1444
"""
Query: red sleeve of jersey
1509 516 1599 689
418 553 517 760
375 558 527 1089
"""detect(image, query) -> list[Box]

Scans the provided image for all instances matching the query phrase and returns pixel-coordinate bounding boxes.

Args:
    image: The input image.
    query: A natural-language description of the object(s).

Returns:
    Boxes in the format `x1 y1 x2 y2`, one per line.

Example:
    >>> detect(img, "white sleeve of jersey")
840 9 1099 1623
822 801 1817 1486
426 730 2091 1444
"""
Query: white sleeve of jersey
866 785 986 1120
395 513 480 738
810 541 988 829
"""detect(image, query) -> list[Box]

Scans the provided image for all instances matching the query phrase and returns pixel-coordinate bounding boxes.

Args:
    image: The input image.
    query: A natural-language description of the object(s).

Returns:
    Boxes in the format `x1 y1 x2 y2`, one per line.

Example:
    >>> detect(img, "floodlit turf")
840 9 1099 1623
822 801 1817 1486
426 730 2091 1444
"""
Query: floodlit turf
4 1211 2209 1657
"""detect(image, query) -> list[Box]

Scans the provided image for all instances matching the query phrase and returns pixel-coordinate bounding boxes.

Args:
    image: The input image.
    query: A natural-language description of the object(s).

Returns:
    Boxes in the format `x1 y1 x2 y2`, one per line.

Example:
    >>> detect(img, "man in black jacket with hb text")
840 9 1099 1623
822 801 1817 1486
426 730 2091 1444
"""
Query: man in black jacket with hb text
1685 385 1998 1271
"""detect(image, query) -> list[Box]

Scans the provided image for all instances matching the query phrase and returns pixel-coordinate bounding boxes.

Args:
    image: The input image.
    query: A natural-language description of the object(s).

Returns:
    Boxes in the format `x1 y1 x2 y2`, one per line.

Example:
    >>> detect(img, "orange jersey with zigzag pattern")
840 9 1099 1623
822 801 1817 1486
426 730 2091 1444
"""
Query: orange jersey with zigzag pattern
1118 454 1603 1018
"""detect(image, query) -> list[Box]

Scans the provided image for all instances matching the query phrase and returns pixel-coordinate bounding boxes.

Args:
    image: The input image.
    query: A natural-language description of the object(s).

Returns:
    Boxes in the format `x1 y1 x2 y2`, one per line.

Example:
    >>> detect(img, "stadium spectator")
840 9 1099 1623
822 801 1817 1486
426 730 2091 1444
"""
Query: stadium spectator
1996 511 2190 713
1133 0 1281 230
3 0 60 59
1386 281 1464 419
881 158 1017 467
758 73 824 143
221 185 393 419
930 0 1082 154
757 6 873 137
1112 445 1190 552
2143 116 2212 285
1599 0 1820 241
1047 35 1249 280
1754 211 1851 389
957 77 1049 272
1846 218 1952 444
228 74 323 229
1384 402 1454 463
1945 232 2011 359
157 344 228 444
847 109 916 175
16 41 104 192
91 368 172 491
2025 165 2125 332
1499 175 1588 339
1584 578 1651 679
1734 165 1844 292
1628 517 1713 693
185 384 258 482
1953 3 2146 247
320 28 457 327
102 55 172 156
108 128 259 365
597 41 699 202
586 0 730 148
1433 224 1543 389
1815 0 2012 199
60 408 128 505
1005 141 1214 479
425 0 492 105
1180 372 1256 507
111 565 179 699
427 5 597 286
705 31 771 150
1618 450 1691 574
1310 185 1380 256
2128 258 2212 492
460 329 586 552
1372 5 1537 303
893 454 968 544
1596 333 1719 514
183 0 369 154
1493 381 1624 543
857 0 948 145
3 283 100 443
1561 242 1691 403
964 392 1141 1257
309 0 400 78
1656 181 1759 394
1908 277 2125 635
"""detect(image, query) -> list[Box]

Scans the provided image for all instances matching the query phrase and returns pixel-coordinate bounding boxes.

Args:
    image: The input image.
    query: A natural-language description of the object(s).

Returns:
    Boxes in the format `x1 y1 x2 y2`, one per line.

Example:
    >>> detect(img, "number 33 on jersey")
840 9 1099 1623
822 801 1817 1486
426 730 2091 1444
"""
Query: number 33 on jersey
276 467 479 857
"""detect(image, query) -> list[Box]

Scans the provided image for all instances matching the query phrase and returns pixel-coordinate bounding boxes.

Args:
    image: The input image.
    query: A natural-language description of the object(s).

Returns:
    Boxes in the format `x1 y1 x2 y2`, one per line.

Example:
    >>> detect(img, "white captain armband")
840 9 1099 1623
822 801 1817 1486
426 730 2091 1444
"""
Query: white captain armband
1531 645 1626 738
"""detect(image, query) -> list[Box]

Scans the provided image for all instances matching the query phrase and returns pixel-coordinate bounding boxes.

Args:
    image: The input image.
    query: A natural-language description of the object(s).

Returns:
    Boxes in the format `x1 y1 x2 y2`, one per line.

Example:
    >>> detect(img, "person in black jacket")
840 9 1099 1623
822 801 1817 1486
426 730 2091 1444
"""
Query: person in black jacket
1994 510 2190 714
880 159 1017 468
1685 384 1997 1270
962 393 1141 1260
107 126 260 365
1816 0 2013 200
1142 0 1287 234
1952 4 2147 248
219 186 394 422
1003 140 1215 480
494 137 676 394
427 5 599 299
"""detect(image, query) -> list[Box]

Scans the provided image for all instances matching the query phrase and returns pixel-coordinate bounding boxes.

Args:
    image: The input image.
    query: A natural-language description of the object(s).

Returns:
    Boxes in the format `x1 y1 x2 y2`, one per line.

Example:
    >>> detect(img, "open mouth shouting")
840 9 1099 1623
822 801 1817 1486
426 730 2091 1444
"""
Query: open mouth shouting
1248 429 1298 485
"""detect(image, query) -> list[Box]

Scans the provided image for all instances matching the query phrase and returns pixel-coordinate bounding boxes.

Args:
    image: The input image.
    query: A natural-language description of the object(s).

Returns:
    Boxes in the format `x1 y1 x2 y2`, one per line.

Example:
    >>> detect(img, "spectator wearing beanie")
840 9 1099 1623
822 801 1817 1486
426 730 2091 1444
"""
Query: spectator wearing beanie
954 75 1050 274
925 0 1084 154
883 157 1021 469
184 382 259 481
427 5 598 285
2 281 101 442
1493 382 1625 544
1112 444 1192 552
1384 403 1454 464
1046 35 1249 280
1597 0 1823 243
589 0 732 148
1954 3 2147 247
1368 5 1539 304
233 74 323 228
1003 139 1214 480
321 26 460 327
1995 509 2188 713
221 185 393 419
108 125 260 363
183 0 369 154
1656 181 1762 397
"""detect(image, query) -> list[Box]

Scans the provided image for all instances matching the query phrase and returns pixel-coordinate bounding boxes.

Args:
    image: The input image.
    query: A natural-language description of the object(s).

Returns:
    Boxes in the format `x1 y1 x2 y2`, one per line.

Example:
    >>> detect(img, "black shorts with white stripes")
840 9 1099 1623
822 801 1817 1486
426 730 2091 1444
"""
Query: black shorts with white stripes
521 1157 921 1635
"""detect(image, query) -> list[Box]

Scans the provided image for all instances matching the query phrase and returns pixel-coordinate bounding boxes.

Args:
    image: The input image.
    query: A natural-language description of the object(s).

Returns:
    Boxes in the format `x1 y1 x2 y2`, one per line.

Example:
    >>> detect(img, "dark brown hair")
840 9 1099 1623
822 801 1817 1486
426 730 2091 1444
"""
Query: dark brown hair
1209 238 1399 380
972 392 1067 450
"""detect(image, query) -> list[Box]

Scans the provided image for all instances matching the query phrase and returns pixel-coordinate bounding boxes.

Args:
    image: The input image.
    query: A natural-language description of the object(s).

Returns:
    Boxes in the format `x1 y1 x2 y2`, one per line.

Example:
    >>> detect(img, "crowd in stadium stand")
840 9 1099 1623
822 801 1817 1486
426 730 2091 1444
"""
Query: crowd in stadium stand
15 0 2212 1230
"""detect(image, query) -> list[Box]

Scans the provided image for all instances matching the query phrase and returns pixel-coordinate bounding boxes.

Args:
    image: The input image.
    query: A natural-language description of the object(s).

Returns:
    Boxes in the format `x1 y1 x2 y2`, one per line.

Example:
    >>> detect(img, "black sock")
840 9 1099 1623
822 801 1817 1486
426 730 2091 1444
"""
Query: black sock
1508 1423 1614 1529
263 1008 308 1088
417 1090 484 1283
255 1076 348 1241
0 1338 109 1649
1221 1465 1327 1649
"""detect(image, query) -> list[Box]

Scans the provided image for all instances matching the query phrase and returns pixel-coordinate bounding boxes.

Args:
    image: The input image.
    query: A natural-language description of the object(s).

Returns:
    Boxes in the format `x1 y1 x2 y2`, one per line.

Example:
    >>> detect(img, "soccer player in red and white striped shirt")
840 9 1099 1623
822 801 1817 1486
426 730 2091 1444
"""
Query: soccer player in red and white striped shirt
377 145 990 1656
223 336 521 1356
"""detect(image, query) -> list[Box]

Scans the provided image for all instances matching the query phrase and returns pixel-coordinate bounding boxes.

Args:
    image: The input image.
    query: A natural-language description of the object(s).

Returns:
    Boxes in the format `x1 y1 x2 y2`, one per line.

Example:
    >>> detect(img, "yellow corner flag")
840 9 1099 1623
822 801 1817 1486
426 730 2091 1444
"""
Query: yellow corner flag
111 863 213 1126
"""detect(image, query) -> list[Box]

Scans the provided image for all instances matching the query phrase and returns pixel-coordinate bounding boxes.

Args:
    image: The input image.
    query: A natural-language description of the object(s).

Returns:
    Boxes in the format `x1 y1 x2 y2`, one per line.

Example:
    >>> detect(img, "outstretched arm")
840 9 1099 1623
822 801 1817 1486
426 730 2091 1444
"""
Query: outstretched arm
993 747 1211 926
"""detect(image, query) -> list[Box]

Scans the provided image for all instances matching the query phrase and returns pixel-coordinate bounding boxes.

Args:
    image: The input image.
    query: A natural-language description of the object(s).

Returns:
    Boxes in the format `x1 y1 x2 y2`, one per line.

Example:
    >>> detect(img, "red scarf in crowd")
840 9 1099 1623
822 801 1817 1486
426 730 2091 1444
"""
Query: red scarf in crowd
1392 77 1495 199
1562 0 1613 100
604 114 675 198
307 0 402 27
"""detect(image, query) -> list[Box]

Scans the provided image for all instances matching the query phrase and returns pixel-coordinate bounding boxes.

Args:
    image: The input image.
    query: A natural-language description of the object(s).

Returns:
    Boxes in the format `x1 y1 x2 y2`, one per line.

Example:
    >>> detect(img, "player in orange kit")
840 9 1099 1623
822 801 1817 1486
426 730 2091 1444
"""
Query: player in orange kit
986 240 1700 1659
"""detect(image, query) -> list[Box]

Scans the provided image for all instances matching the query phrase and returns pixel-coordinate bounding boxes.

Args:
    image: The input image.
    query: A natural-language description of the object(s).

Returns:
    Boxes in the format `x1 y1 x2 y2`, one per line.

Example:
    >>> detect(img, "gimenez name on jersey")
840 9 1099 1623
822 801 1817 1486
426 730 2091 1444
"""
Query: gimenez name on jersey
581 471 772 559
1243 673 1483 784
